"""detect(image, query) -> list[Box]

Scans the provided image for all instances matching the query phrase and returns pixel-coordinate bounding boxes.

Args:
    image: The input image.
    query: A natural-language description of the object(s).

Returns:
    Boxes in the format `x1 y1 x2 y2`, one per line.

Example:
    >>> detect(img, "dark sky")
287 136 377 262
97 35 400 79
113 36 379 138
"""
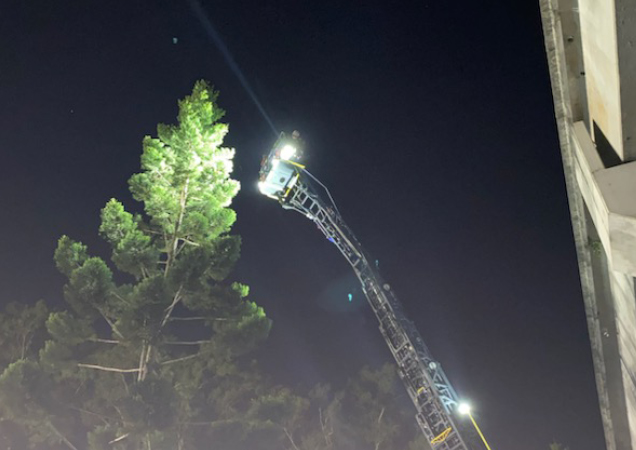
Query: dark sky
1 1 604 449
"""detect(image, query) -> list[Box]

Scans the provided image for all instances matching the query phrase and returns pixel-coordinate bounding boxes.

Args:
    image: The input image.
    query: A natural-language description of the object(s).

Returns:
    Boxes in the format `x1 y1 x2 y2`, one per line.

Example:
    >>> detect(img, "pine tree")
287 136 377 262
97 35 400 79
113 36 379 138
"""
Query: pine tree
343 364 413 450
550 443 569 450
1 81 271 450
275 365 422 450
0 301 50 450
0 300 48 368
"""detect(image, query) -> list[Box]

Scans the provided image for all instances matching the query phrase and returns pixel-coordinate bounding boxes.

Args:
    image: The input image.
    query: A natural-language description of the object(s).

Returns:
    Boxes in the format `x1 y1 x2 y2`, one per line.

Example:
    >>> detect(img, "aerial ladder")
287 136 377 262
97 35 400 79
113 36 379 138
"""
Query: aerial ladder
258 132 478 450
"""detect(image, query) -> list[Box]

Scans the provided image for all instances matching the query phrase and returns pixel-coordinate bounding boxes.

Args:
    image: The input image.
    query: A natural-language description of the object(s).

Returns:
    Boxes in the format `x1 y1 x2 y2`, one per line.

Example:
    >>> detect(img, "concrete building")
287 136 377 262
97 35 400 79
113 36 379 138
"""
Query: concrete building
540 1 636 448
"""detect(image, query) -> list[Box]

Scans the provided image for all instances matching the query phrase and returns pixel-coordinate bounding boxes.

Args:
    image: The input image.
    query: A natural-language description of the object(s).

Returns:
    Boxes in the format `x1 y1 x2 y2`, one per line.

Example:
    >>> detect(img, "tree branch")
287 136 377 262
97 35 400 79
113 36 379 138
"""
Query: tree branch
169 316 207 321
169 316 231 322
161 285 184 327
89 338 121 344
142 227 163 236
319 407 333 448
78 363 141 373
97 308 124 340
111 291 130 305
67 405 115 423
48 422 79 450
109 433 130 444
113 405 125 422
120 373 130 395
283 427 300 450
138 340 148 382
175 237 199 258
165 176 189 277
164 340 212 345
160 353 199 365
143 342 153 381
140 264 149 280
180 237 200 247
377 407 385 424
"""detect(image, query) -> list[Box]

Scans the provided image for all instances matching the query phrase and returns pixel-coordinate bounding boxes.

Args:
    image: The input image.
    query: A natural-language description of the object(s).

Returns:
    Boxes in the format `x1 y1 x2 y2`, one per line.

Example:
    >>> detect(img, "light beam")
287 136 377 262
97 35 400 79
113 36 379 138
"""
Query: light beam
188 0 278 136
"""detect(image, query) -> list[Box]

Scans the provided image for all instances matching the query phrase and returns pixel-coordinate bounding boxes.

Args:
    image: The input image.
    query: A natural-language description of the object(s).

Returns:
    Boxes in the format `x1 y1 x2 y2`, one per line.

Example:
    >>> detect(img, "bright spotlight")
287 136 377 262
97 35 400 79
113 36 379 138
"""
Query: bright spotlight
458 402 493 450
458 403 471 415
280 144 296 160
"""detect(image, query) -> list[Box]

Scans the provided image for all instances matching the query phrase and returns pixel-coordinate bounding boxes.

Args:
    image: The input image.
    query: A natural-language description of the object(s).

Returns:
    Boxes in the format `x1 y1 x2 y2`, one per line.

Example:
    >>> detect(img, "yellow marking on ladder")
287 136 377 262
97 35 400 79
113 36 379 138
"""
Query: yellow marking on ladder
430 427 452 445
283 174 299 198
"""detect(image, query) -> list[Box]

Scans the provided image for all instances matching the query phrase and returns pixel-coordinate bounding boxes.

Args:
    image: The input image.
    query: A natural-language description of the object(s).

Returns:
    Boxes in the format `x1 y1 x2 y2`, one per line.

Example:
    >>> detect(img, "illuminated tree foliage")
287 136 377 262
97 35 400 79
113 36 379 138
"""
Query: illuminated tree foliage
0 81 271 450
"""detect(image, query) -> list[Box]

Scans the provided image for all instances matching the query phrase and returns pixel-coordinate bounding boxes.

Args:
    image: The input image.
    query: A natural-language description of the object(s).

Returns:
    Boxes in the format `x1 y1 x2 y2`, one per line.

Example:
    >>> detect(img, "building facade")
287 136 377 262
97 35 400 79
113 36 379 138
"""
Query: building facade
540 1 636 449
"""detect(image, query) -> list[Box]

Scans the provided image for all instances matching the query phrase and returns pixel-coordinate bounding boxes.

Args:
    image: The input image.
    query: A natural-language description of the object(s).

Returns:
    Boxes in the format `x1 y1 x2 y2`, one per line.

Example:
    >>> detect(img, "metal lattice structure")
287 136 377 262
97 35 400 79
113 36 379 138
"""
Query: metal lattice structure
258 134 476 449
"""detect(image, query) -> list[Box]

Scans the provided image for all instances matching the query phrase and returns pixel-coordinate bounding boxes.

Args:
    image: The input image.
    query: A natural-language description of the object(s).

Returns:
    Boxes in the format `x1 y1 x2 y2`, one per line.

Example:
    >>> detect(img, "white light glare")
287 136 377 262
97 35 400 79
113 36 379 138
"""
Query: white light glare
280 144 296 160
458 403 471 415
257 181 267 194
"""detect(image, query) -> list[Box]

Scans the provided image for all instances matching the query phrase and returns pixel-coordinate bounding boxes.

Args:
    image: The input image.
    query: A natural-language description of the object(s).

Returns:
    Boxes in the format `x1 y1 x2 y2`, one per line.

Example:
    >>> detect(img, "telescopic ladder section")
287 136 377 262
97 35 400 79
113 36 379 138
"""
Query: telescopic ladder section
281 179 474 450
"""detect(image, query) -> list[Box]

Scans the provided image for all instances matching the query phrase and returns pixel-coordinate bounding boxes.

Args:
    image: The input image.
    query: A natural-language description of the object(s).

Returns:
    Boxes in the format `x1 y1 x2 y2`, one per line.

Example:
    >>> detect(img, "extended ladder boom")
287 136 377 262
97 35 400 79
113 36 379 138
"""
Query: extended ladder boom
258 133 476 449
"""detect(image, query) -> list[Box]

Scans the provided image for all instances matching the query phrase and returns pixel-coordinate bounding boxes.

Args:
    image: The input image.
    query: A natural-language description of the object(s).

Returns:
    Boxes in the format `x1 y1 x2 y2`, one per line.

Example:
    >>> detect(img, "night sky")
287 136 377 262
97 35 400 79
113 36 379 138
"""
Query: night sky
2 1 605 449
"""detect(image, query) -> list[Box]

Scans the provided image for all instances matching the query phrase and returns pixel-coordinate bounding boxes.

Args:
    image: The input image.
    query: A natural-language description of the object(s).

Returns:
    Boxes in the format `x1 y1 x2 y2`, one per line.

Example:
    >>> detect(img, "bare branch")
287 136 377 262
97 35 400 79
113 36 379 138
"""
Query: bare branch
164 340 212 345
283 427 300 450
97 308 124 340
142 342 153 381
113 405 125 422
109 433 130 444
48 422 79 450
142 228 163 236
180 237 200 247
169 316 207 321
160 353 199 366
111 291 130 305
78 363 141 373
120 374 130 395
319 407 333 448
161 285 184 327
138 341 148 382
175 237 200 257
67 405 115 423
89 338 121 344
165 176 190 276
377 407 385 424
169 316 231 322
